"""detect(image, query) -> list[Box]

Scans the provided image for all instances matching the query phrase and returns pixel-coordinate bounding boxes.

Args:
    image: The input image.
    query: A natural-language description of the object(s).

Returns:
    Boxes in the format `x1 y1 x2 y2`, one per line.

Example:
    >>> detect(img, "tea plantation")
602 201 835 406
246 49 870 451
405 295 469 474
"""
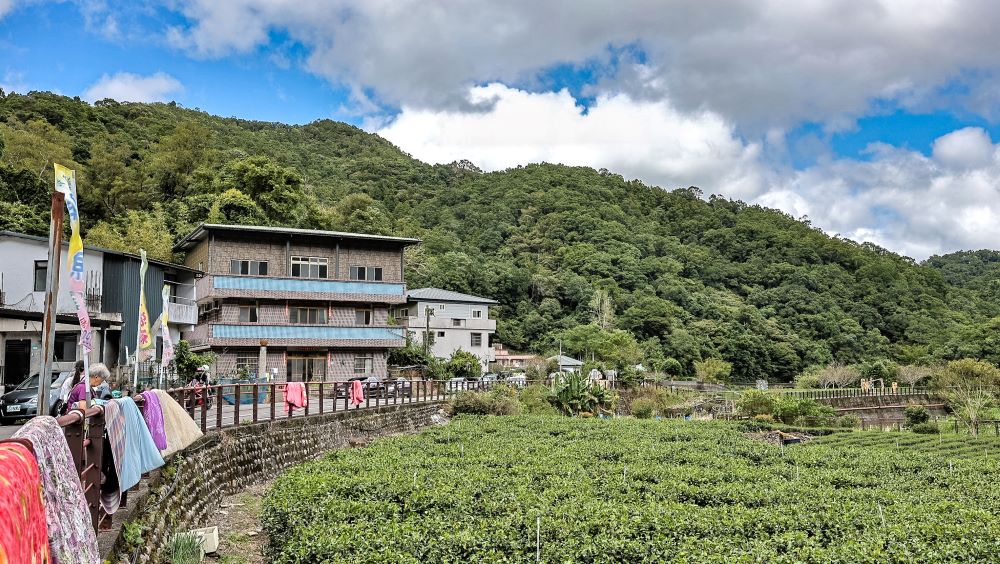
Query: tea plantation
263 417 1000 562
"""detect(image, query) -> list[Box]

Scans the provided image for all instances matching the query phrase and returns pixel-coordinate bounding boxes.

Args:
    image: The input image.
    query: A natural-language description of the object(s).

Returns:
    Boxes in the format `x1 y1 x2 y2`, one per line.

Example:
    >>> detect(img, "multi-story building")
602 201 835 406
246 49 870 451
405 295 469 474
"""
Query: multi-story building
0 231 199 391
492 343 541 371
175 224 418 382
397 288 497 369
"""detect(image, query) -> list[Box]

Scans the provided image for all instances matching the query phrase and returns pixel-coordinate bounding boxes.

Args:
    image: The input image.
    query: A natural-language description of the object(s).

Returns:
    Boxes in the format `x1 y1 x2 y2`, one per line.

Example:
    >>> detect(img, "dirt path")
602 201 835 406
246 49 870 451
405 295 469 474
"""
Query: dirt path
206 481 272 564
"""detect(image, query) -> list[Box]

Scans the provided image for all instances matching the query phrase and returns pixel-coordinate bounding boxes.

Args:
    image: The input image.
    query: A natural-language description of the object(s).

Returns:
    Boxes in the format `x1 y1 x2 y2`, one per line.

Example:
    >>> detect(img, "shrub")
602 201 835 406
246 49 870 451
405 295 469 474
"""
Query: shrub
694 358 732 384
168 533 202 564
736 390 776 417
793 371 821 389
904 404 930 427
663 357 684 377
773 397 835 425
836 414 861 428
446 350 482 380
631 398 655 419
911 422 940 434
815 363 859 388
518 385 559 416
450 388 522 416
549 372 614 416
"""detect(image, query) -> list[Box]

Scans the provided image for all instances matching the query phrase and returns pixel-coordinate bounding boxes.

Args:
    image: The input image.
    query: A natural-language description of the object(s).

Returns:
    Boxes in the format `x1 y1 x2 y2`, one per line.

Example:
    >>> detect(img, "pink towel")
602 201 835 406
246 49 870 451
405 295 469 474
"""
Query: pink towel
284 382 307 414
349 380 365 406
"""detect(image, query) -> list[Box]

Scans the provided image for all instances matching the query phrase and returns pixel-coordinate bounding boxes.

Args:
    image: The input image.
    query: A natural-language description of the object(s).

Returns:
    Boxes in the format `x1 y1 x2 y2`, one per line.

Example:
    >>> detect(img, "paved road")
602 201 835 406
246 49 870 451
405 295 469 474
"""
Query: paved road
0 391 449 439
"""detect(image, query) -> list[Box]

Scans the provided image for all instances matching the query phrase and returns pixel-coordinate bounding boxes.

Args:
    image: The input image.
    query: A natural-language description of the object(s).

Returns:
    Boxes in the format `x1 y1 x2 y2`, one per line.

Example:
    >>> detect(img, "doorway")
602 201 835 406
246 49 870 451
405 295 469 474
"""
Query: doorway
3 339 31 392
286 355 326 382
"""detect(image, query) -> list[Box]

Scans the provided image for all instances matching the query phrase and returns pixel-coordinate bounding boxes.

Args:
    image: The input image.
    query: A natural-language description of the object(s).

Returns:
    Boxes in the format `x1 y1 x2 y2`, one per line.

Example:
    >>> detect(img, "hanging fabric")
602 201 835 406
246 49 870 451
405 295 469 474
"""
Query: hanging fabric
154 389 204 458
350 380 365 407
140 390 168 450
14 416 99 563
115 397 165 492
0 442 51 562
100 400 126 514
283 382 308 414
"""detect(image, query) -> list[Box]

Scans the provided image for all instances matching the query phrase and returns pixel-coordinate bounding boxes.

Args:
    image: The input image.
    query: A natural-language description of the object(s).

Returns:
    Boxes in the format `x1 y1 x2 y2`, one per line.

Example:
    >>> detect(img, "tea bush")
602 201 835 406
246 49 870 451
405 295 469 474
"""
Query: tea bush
264 416 1000 562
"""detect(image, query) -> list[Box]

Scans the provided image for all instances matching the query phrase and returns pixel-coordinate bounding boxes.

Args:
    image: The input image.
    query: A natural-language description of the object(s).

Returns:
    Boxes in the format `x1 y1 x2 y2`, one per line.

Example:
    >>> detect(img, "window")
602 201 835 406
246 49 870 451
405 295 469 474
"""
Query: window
287 355 325 382
289 307 327 324
230 260 268 276
472 310 483 319
349 266 383 281
471 333 483 347
437 331 446 338
355 307 372 326
291 256 328 279
54 333 76 361
438 304 445 310
33 261 47 292
353 353 374 375
451 318 465 327
235 353 258 377
238 305 258 323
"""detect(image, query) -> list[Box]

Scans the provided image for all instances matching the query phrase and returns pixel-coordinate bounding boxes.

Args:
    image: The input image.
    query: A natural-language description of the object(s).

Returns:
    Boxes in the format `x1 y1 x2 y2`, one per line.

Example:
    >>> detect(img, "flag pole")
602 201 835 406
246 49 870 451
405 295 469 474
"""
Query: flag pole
37 186 66 416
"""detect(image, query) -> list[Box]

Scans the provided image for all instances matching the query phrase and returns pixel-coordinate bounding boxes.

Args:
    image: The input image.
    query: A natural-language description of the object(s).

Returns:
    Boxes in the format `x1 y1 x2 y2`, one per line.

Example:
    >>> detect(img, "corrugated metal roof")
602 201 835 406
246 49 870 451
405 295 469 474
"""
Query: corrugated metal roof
173 223 421 251
547 355 584 366
407 287 499 304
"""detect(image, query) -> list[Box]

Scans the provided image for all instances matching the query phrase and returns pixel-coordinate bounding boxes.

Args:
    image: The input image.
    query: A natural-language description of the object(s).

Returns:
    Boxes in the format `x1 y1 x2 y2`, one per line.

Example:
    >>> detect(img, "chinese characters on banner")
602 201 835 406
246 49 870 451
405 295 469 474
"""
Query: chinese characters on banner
160 284 174 367
136 249 154 362
54 164 93 353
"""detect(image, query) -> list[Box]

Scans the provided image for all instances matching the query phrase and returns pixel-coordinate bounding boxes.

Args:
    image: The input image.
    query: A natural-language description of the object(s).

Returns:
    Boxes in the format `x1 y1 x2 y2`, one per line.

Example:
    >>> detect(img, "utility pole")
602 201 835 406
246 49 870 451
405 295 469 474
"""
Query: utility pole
423 306 434 357
38 189 66 415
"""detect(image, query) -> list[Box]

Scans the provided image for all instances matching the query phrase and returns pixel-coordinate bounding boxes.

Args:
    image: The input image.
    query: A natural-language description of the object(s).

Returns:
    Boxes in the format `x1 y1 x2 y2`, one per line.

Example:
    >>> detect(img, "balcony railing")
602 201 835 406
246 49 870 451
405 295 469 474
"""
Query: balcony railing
214 275 404 295
211 324 405 340
167 300 198 325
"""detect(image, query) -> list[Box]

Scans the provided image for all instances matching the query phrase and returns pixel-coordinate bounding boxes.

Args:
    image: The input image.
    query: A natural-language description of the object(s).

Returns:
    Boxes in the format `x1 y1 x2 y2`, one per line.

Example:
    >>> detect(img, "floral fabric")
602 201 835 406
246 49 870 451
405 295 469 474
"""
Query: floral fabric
14 416 100 564
0 442 51 563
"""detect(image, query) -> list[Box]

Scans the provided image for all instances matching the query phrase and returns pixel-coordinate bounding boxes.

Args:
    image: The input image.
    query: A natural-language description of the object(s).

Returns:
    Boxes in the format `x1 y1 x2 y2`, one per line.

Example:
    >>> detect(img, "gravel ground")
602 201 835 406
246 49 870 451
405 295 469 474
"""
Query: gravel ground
206 481 272 564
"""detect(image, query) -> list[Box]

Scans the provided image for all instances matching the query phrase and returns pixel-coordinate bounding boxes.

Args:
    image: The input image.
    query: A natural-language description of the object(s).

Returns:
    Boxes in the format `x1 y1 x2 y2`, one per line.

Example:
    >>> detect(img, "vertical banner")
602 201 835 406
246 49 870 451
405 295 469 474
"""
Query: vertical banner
54 163 93 353
160 284 174 368
136 249 154 362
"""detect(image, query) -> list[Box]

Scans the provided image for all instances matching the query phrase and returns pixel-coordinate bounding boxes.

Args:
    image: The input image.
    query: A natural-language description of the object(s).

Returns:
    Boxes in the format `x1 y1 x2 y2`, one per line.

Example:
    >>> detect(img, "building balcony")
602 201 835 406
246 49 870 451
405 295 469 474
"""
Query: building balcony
400 316 497 331
187 323 406 349
196 274 407 304
167 299 198 325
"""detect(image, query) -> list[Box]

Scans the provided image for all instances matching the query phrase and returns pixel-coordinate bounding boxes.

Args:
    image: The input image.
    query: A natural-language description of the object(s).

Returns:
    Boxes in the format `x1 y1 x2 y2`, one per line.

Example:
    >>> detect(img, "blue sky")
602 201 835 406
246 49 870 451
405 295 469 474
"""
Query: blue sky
3 0 1000 258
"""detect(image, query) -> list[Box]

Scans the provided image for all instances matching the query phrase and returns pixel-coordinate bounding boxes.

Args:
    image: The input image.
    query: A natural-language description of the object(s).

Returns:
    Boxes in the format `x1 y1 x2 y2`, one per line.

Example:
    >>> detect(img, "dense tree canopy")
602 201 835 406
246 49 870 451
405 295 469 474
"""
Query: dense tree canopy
1 91 996 382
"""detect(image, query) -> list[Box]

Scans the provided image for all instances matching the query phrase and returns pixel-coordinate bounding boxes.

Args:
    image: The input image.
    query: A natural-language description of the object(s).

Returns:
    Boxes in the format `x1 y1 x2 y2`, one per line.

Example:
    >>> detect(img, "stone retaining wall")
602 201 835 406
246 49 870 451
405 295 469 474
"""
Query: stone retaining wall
111 402 444 562
818 393 947 422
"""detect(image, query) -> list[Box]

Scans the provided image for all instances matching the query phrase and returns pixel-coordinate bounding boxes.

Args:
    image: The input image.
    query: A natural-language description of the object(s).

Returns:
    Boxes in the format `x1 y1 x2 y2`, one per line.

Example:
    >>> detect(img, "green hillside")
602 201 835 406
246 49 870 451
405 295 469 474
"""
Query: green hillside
1 90 996 381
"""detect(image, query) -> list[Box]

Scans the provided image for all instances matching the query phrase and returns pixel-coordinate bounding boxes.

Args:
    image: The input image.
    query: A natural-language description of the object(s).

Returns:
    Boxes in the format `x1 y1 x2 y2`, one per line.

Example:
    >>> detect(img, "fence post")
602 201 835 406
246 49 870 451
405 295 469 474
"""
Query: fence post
216 386 224 429
234 383 241 426
319 382 325 415
253 383 260 423
270 383 277 421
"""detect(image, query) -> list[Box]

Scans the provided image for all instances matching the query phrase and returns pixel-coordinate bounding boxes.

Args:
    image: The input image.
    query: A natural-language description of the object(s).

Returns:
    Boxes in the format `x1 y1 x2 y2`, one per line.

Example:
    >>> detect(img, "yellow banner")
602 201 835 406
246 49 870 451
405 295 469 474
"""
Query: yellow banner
137 249 154 361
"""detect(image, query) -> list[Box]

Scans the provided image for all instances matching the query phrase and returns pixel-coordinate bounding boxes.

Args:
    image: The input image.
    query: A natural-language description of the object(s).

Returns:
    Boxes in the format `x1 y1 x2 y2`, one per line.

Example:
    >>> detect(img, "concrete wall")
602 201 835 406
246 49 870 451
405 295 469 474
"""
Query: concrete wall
0 235 105 315
404 300 495 368
110 402 444 563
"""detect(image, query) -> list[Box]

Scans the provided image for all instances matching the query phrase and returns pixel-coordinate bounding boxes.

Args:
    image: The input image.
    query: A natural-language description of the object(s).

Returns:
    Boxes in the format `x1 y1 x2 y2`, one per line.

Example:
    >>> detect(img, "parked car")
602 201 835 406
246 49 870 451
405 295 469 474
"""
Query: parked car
0 372 72 424
335 376 368 398
394 378 413 398
506 374 527 388
446 377 467 391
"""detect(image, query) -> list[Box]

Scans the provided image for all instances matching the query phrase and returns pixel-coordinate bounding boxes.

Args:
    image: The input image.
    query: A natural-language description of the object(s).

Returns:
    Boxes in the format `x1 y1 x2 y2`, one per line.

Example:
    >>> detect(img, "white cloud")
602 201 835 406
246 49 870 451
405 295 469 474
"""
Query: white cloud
82 72 183 103
379 84 1000 260
164 0 1000 129
379 83 766 198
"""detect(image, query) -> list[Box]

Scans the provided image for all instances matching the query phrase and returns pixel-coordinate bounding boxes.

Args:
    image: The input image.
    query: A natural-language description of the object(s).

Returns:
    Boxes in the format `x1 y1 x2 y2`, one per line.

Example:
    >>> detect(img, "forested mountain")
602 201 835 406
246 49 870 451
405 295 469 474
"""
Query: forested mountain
1 90 997 382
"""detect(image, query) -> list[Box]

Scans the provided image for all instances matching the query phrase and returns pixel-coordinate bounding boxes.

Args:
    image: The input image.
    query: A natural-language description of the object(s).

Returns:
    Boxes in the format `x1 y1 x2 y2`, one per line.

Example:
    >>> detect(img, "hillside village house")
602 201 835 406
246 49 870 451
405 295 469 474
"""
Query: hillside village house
175 224 418 382
0 231 199 392
397 288 497 370
492 343 541 371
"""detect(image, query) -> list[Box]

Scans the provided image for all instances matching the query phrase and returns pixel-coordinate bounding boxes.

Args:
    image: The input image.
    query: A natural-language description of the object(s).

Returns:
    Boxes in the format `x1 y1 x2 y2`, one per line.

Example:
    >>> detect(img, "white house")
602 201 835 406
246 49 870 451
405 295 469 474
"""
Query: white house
396 288 497 370
0 231 200 391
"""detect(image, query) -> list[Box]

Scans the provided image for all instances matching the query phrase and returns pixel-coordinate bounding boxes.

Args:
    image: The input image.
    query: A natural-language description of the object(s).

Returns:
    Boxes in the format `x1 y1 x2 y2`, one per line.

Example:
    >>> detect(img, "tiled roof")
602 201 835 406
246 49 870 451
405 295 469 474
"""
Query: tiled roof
547 355 584 366
407 287 499 305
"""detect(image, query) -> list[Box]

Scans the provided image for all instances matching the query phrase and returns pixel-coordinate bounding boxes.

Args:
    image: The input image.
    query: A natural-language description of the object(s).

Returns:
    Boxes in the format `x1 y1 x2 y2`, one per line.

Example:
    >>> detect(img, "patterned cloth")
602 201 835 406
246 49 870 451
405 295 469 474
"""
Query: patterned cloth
100 400 125 514
139 391 167 450
0 442 51 563
115 397 164 492
154 390 204 458
14 417 99 564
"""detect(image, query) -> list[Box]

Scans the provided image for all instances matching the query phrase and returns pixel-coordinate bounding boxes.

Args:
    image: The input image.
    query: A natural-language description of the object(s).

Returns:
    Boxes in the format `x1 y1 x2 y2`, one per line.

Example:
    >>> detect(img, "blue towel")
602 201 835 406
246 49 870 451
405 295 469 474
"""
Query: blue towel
115 397 165 491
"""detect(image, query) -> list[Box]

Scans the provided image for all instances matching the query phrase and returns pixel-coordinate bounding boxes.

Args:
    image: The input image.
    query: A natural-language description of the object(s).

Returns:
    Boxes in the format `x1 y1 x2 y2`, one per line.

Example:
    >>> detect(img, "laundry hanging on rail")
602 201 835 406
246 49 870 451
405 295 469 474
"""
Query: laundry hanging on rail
140 390 168 450
155 389 204 458
350 379 365 407
100 399 126 514
284 382 308 414
116 397 165 492
14 416 100 564
0 441 51 562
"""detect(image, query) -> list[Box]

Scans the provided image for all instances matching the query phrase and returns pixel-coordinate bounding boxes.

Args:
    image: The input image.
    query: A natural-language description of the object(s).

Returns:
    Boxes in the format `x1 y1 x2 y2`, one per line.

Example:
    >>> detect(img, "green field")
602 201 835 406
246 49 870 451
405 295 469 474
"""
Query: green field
263 417 1000 563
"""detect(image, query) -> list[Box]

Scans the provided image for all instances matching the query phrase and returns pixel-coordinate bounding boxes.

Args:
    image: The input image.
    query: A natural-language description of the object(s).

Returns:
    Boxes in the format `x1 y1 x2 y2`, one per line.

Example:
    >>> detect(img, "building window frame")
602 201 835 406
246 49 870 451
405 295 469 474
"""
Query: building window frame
471 333 483 347
355 306 373 326
235 353 258 377
238 304 258 323
472 310 483 318
451 318 465 327
33 260 47 292
437 331 446 338
289 306 327 324
290 256 328 279
353 353 374 375
230 259 268 276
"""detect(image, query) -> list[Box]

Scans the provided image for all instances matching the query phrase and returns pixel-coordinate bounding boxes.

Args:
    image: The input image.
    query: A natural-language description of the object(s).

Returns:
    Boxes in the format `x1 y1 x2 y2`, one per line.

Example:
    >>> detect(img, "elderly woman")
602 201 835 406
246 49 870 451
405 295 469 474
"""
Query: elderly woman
66 363 112 410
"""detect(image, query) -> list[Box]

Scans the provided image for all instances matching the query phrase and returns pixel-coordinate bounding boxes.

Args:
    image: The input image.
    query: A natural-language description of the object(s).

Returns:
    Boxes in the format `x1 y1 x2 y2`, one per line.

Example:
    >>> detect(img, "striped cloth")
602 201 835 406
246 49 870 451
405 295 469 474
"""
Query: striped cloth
0 442 51 562
14 416 99 563
100 400 126 514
